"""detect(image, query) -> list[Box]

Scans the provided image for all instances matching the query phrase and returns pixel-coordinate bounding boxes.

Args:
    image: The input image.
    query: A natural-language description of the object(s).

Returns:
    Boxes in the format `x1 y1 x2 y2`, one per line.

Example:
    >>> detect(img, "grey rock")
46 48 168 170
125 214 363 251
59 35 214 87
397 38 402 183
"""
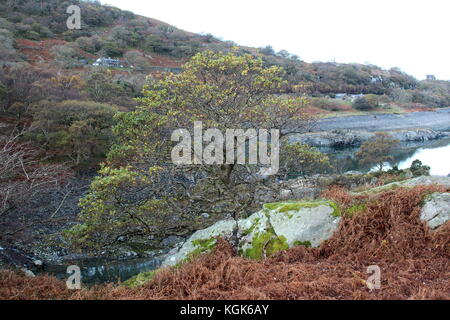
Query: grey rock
20 268 35 278
162 200 341 266
355 176 450 195
268 203 341 248
32 259 43 267
162 219 236 266
162 235 184 247
420 193 450 229
344 171 363 175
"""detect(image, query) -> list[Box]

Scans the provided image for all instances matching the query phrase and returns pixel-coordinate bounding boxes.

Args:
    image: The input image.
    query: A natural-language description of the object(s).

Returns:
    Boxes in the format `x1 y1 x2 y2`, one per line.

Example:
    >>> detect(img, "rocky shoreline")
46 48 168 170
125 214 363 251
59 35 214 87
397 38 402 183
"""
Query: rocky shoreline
287 128 450 148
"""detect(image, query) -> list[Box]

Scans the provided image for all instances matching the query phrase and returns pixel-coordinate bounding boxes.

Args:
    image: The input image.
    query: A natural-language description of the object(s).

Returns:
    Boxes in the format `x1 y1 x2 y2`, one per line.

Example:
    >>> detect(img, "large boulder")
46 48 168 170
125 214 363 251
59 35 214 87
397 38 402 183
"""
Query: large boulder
420 193 450 230
162 219 236 266
162 200 341 266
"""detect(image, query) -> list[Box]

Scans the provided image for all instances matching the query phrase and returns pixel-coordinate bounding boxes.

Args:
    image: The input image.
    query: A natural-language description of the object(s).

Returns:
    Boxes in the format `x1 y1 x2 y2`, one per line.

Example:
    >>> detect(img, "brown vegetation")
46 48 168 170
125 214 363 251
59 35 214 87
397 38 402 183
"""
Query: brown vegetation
1 186 448 300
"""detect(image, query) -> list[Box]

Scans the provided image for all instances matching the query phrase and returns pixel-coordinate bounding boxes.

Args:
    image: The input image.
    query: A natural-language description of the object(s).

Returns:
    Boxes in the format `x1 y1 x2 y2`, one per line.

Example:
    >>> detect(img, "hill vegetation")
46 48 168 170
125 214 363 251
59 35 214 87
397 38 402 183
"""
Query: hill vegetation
0 0 448 168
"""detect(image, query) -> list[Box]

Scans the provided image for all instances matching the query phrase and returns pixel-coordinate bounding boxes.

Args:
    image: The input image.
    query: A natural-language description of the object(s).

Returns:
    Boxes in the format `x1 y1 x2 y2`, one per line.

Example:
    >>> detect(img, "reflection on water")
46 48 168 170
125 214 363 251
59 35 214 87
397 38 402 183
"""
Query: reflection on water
397 143 450 175
324 136 450 176
43 256 162 285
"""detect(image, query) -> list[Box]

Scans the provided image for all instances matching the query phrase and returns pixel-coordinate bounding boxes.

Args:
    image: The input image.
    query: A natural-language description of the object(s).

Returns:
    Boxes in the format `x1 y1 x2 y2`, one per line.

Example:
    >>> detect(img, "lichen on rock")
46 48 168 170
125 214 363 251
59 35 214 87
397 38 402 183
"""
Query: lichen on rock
420 192 450 229
162 199 341 267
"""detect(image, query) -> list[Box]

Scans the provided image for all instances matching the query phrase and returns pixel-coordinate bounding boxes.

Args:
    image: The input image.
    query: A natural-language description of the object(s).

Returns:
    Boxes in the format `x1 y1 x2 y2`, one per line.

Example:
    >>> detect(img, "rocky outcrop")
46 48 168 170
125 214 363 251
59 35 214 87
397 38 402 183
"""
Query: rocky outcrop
0 246 44 276
420 193 450 229
355 176 450 195
162 200 341 267
287 129 449 148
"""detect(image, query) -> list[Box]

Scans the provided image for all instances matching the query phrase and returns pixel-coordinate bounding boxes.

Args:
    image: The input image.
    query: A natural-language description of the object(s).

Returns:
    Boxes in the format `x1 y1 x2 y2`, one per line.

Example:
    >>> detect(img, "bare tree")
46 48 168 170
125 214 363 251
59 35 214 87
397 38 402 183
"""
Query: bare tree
0 127 70 241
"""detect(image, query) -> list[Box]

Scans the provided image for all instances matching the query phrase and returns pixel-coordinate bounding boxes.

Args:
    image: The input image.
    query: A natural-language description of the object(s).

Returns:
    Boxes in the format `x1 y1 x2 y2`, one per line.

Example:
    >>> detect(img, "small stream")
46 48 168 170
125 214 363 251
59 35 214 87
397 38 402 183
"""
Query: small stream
43 256 163 285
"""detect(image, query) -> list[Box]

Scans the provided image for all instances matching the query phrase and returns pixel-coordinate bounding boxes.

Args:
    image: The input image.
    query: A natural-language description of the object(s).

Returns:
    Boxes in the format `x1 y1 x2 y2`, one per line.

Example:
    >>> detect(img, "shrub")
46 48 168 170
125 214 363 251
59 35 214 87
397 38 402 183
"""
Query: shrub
409 159 430 177
353 95 379 110
32 100 118 168
99 40 124 58
123 50 151 71
356 132 400 171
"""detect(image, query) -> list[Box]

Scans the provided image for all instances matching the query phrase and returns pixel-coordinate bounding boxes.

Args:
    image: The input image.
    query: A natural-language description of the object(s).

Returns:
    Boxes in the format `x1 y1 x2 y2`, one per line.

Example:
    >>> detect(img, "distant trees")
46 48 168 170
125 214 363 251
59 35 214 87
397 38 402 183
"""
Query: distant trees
32 100 117 169
84 69 127 103
356 133 400 171
388 67 418 90
353 95 380 111
0 81 6 101
0 66 46 118
75 36 102 54
123 50 151 71
0 29 17 64
52 45 79 68
280 143 331 178
0 0 130 37
44 75 84 101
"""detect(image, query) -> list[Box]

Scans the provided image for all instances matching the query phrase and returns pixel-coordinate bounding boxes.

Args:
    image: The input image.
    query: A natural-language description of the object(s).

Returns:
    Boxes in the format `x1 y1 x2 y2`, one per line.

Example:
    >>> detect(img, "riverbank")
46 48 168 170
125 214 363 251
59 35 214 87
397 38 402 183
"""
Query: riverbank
287 128 450 147
315 108 450 132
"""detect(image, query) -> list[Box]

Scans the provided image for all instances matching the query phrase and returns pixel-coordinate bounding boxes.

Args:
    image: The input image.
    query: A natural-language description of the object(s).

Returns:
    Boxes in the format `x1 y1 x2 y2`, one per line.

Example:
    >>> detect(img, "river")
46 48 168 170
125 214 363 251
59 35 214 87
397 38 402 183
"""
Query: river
322 136 450 175
44 256 163 285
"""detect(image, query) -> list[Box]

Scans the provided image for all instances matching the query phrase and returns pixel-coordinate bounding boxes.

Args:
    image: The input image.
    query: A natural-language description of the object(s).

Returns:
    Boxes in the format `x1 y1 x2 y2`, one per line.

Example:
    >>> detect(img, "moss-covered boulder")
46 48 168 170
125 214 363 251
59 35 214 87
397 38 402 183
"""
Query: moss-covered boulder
162 219 236 267
162 200 341 266
264 201 340 247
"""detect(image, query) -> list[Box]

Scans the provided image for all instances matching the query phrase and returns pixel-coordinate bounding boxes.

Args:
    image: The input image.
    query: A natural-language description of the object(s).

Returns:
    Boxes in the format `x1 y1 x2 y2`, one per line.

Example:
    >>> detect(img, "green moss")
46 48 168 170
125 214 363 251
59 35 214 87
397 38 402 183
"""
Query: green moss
328 201 342 217
122 270 158 288
264 201 323 212
263 203 284 210
243 230 289 260
356 181 406 195
186 238 217 260
293 240 312 247
264 200 341 217
346 204 366 217
242 218 260 236
420 192 437 207
266 235 289 256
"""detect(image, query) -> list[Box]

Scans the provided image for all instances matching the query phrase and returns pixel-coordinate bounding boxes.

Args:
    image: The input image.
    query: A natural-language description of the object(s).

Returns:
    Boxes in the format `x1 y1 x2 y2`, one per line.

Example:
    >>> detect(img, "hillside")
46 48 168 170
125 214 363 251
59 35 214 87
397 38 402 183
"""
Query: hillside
1 0 450 112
